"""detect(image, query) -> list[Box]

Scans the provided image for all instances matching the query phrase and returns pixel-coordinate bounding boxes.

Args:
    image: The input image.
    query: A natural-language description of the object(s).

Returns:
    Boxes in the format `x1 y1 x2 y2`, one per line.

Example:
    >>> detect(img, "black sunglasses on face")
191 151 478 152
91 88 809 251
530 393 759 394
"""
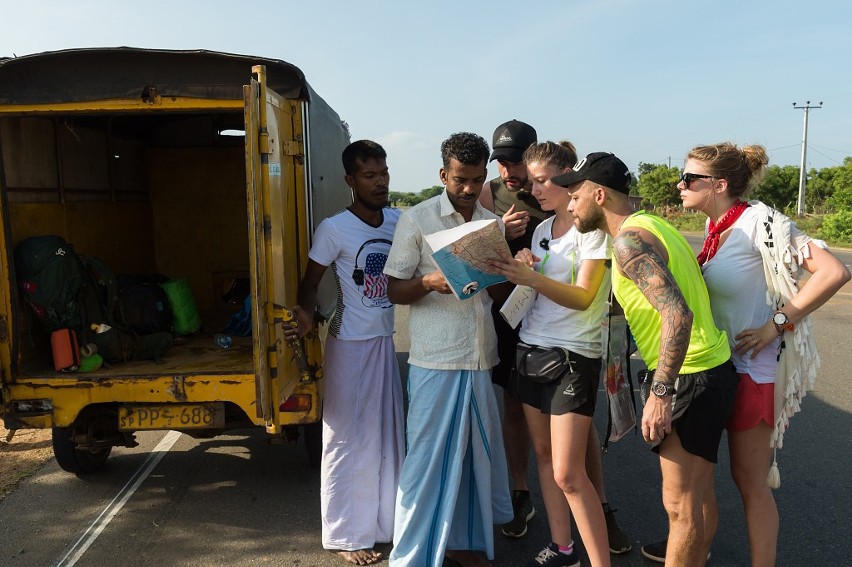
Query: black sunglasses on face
679 172 714 188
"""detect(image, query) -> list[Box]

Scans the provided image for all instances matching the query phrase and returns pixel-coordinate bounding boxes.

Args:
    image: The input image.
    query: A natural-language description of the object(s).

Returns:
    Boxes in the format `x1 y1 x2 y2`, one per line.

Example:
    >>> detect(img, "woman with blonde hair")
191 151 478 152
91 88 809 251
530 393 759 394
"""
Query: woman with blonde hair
647 142 849 566
491 141 612 567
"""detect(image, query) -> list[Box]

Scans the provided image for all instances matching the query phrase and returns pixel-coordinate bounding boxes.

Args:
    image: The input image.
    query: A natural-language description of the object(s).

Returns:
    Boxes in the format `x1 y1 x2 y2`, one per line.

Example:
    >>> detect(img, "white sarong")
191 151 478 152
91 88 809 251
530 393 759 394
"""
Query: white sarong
321 334 404 550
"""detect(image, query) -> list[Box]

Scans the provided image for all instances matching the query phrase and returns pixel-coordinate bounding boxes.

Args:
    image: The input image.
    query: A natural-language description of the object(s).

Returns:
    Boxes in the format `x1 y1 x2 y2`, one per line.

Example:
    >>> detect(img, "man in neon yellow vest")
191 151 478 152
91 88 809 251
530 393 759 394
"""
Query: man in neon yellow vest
553 152 738 567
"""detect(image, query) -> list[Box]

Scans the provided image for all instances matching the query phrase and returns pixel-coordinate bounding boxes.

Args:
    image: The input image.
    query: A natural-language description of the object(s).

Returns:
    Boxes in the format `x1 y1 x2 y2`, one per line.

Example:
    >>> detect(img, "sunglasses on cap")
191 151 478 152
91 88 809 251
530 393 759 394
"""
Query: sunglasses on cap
679 172 714 188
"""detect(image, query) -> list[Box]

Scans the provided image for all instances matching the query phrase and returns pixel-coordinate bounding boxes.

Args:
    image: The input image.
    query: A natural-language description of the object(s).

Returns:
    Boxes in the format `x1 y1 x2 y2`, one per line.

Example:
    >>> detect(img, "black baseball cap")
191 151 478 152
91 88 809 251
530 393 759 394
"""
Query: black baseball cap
551 152 631 194
489 120 537 163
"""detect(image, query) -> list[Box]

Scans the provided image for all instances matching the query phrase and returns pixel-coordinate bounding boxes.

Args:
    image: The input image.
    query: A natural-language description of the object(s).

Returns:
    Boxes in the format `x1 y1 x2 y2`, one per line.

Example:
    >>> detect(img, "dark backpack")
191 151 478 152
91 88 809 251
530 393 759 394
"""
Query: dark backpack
118 282 173 335
14 235 87 333
81 268 175 362
81 255 121 328
15 236 174 364
90 325 173 364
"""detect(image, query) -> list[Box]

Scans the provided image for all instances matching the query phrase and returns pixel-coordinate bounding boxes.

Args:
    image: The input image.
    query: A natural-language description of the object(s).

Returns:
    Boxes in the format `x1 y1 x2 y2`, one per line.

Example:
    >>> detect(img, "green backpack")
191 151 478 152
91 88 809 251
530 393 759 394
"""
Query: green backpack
14 235 88 334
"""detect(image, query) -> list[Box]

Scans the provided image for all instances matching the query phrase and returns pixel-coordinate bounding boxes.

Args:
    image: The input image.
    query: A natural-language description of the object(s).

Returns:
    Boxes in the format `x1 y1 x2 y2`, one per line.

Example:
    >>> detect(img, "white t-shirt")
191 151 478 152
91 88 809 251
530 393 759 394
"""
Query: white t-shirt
519 217 612 359
309 207 401 340
701 206 811 383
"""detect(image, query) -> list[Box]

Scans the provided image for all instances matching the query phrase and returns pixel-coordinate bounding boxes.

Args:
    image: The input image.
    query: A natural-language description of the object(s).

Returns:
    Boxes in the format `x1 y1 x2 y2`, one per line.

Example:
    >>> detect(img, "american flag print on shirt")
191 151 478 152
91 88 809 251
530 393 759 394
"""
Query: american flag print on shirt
363 252 389 300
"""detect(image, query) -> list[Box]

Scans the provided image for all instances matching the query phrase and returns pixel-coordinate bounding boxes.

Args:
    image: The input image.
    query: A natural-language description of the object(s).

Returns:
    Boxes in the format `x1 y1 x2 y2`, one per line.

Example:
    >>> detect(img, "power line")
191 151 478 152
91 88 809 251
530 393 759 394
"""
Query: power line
810 143 852 156
807 146 843 166
768 143 802 152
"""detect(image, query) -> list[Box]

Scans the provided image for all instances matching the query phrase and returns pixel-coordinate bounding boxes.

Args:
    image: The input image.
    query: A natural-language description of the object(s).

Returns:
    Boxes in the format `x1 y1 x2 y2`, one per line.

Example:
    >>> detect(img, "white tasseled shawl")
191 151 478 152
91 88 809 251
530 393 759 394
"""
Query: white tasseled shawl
751 201 823 486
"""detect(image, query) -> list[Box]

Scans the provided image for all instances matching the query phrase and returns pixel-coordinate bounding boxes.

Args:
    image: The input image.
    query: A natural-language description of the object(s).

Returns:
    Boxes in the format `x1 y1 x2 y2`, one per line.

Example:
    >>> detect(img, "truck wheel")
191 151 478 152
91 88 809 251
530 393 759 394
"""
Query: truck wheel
52 426 112 475
303 422 322 469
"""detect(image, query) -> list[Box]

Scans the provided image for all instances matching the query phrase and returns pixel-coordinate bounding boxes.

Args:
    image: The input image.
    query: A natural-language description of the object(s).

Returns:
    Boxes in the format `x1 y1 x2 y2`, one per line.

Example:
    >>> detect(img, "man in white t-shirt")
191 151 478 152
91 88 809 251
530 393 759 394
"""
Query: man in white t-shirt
288 140 404 566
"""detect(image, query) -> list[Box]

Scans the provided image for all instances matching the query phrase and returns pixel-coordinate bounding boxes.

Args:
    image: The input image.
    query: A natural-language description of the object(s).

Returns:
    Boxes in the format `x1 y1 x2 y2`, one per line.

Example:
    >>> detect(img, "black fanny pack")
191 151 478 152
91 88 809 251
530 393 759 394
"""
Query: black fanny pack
515 341 575 384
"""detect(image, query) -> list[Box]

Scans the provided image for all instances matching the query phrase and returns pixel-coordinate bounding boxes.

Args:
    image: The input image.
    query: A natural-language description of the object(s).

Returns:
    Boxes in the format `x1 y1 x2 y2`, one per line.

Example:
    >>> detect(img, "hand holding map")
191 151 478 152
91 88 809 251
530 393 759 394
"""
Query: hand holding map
423 219 512 300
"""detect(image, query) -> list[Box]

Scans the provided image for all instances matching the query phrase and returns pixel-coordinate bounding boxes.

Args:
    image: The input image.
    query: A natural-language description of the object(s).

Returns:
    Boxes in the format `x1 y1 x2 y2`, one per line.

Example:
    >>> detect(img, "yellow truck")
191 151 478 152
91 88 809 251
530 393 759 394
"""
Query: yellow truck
0 48 349 473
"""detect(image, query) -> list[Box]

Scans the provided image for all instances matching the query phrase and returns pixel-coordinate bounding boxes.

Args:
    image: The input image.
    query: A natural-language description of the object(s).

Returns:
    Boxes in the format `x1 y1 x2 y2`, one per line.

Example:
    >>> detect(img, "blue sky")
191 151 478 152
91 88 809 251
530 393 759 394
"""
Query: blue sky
2 0 850 192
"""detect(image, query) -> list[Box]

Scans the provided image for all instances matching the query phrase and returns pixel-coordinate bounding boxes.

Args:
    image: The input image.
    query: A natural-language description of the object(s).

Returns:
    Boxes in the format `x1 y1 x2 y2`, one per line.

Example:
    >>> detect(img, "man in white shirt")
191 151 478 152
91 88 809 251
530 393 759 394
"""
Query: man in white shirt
385 132 512 567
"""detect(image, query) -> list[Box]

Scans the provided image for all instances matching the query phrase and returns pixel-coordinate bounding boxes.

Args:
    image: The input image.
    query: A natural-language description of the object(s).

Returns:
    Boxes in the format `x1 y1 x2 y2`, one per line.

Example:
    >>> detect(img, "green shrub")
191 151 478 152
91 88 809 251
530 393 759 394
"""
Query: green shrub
662 210 706 233
820 210 852 244
791 215 822 235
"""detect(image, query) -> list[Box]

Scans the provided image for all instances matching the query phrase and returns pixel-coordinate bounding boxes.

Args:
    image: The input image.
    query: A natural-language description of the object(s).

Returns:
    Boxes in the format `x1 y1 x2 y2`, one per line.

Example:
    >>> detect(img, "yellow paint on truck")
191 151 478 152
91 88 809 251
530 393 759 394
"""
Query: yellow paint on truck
0 48 349 472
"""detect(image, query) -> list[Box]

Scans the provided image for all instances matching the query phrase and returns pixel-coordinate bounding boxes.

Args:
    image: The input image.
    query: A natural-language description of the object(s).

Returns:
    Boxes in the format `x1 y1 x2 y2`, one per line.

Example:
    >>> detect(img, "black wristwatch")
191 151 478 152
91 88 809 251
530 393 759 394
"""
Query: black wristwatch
651 380 675 397
772 311 794 334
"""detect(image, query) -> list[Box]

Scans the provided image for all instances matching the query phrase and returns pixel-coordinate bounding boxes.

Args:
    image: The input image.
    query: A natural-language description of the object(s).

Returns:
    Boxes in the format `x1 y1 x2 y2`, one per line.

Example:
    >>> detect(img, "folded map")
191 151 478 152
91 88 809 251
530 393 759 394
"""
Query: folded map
424 219 511 300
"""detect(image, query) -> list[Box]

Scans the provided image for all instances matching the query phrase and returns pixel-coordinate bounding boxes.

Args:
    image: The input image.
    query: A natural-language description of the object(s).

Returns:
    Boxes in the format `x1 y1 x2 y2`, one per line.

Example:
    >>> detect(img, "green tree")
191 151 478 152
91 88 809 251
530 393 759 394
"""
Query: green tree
636 163 680 210
638 162 659 177
816 158 852 243
419 185 444 200
388 191 411 206
821 210 852 242
806 166 838 213
391 185 445 207
752 165 798 211
825 157 852 212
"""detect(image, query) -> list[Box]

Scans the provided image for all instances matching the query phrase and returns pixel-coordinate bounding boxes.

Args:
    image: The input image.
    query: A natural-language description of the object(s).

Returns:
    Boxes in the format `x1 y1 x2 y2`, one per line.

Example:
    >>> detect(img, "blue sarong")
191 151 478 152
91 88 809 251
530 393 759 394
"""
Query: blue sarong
390 366 512 566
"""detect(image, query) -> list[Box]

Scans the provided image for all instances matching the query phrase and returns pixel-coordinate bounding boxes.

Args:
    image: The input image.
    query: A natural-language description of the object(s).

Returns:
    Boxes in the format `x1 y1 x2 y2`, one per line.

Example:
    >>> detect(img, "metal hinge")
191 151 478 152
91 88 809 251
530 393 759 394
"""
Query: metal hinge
280 140 302 157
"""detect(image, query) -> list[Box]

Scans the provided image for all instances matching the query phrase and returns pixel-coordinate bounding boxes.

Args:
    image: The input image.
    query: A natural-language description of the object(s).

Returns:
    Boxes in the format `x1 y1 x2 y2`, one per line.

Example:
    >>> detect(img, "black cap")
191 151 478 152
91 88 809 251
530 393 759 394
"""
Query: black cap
551 152 631 194
489 120 537 163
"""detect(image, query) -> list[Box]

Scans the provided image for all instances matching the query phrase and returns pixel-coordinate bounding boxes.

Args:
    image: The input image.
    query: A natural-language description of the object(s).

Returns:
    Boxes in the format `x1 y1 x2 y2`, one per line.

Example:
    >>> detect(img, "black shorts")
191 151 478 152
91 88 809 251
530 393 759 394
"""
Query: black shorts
642 360 739 463
516 348 600 416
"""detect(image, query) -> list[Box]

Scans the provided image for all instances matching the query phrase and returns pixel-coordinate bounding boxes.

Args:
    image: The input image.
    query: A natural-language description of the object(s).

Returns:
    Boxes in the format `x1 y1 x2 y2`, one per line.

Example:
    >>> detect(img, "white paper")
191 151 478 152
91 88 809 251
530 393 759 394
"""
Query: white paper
499 285 537 328
423 219 497 251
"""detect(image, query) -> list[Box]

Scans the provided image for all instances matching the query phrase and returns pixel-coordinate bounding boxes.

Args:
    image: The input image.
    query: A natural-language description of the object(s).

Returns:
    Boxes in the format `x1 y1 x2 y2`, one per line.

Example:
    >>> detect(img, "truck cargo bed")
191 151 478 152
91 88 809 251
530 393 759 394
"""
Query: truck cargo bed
1 112 257 381
15 332 254 379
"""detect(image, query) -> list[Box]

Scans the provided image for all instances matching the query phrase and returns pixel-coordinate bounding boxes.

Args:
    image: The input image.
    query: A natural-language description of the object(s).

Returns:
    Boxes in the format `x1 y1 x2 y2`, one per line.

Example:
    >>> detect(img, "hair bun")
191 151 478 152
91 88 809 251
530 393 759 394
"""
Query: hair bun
741 144 769 175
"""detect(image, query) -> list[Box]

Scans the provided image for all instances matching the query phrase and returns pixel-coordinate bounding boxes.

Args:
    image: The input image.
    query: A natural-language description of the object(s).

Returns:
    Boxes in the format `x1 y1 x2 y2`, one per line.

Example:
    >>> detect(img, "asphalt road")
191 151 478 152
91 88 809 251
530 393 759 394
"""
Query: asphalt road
1 237 850 567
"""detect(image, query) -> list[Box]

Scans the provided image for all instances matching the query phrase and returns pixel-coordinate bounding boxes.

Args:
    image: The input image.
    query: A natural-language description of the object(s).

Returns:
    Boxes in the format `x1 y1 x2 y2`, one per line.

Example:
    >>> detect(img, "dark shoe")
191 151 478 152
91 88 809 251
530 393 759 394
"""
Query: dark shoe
641 538 710 563
603 503 631 554
640 539 667 563
501 490 535 538
525 542 580 567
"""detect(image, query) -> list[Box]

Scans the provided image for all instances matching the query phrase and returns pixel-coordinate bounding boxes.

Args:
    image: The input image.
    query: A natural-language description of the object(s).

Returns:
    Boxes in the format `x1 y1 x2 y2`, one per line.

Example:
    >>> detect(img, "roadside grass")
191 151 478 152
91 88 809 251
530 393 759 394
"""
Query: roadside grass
0 412 54 500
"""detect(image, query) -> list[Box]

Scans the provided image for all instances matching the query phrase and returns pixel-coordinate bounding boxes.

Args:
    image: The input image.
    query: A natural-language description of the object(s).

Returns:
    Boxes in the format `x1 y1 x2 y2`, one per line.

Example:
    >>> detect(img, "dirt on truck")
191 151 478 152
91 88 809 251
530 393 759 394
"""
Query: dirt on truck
0 47 350 474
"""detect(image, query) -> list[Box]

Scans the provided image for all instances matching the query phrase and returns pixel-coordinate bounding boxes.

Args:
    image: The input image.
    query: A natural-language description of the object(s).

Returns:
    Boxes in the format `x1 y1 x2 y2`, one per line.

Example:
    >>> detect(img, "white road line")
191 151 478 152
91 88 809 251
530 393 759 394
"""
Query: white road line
50 430 183 567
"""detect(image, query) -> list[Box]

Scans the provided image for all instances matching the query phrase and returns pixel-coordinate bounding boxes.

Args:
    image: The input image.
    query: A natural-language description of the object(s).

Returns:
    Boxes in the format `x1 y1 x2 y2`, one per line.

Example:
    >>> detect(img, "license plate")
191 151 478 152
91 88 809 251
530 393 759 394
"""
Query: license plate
118 403 225 431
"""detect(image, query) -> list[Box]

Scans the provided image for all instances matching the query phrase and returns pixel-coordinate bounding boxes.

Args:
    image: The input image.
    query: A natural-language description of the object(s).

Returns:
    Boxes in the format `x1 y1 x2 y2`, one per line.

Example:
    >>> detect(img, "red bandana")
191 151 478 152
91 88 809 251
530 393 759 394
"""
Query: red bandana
696 200 750 266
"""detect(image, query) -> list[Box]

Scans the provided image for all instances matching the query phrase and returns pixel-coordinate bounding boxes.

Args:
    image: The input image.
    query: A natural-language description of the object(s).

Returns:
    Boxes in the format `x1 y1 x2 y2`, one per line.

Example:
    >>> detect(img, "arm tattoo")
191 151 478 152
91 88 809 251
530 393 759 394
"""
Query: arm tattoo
614 230 693 380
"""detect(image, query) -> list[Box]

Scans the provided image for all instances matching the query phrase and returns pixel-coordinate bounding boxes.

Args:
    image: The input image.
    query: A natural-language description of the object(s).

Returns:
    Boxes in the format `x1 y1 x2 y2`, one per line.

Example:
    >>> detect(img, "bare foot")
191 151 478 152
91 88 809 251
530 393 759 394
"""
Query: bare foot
445 549 491 567
335 548 383 565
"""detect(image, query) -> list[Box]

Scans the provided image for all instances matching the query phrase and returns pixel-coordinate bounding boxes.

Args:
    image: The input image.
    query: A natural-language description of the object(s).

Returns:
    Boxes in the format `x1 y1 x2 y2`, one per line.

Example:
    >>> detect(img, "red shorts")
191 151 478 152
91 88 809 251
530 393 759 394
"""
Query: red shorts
726 373 775 432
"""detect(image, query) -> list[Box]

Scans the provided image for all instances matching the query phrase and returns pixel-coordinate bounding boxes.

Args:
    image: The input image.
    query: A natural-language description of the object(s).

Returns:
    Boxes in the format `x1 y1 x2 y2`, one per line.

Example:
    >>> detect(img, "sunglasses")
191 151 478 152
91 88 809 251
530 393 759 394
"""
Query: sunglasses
679 172 714 188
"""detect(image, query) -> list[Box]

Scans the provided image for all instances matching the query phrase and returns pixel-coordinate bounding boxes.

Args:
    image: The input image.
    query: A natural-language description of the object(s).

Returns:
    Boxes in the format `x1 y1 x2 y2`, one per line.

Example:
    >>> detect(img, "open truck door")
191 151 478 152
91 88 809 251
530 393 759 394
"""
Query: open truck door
244 65 324 447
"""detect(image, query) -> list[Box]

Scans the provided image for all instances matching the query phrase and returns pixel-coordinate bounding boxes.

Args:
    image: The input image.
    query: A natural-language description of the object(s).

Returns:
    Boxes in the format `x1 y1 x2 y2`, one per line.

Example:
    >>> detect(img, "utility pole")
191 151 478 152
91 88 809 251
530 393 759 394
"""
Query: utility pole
792 100 822 216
